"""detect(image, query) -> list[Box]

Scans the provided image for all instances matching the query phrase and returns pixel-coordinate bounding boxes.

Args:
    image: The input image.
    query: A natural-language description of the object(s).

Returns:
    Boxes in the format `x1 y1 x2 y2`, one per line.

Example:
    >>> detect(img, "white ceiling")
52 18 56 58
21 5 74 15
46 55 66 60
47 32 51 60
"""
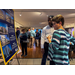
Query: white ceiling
14 9 75 28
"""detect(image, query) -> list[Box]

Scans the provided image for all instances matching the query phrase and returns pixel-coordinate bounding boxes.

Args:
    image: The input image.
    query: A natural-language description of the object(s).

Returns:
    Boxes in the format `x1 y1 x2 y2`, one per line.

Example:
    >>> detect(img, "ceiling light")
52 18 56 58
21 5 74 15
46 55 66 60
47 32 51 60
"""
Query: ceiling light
19 12 22 16
65 13 75 17
40 13 42 15
47 15 48 17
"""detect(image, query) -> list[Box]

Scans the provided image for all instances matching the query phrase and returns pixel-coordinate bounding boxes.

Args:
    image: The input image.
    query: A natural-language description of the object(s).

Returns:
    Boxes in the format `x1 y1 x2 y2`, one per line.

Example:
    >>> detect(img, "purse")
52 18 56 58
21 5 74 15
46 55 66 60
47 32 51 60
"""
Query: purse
23 39 29 43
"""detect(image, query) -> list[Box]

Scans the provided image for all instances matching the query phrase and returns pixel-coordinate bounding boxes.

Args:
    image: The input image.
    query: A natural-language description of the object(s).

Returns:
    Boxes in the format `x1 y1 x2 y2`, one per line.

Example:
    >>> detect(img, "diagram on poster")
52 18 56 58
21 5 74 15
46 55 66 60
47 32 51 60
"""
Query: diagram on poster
0 9 19 65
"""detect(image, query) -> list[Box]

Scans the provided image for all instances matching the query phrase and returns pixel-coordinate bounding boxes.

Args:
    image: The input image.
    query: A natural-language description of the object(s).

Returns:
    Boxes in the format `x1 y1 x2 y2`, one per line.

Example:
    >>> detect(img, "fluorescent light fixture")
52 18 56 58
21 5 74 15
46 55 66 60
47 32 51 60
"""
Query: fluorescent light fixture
47 15 48 17
40 13 42 15
65 13 75 17
40 22 47 24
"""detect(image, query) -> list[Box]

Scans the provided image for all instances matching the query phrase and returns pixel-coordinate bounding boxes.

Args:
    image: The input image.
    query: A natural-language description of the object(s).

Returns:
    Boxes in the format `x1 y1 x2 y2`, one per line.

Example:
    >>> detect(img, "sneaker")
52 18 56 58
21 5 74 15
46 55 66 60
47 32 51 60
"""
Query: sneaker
24 55 27 57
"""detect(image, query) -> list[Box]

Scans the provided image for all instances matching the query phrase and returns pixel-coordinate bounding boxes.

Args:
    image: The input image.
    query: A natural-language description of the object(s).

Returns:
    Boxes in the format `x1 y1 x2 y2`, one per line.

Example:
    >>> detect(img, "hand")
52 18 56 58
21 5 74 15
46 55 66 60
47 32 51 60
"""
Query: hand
47 35 51 43
47 35 51 39
70 42 72 45
41 49 45 54
18 42 20 46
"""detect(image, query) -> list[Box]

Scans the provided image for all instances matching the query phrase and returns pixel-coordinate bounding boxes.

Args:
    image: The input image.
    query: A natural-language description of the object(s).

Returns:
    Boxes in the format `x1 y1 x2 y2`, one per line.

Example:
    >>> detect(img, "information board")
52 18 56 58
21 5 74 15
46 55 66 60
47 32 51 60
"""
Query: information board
0 9 19 65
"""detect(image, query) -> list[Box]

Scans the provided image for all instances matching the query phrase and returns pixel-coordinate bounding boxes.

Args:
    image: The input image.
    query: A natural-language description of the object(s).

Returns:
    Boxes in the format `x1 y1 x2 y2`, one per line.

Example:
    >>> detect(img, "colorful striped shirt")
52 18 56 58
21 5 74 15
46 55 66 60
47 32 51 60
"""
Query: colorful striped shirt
48 29 75 65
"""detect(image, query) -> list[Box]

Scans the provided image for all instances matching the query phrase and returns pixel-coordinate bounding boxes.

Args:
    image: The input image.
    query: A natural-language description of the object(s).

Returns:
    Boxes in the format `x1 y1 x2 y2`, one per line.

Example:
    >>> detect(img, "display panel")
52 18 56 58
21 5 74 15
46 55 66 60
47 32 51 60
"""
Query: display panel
65 27 74 37
0 9 19 65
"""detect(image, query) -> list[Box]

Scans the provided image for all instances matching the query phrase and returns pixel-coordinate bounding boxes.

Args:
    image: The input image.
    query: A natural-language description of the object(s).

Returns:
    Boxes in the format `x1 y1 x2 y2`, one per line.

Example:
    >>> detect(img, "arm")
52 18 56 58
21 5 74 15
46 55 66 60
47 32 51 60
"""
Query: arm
41 28 45 49
47 31 61 60
17 33 21 45
70 36 75 45
33 31 36 37
41 29 46 54
26 33 28 38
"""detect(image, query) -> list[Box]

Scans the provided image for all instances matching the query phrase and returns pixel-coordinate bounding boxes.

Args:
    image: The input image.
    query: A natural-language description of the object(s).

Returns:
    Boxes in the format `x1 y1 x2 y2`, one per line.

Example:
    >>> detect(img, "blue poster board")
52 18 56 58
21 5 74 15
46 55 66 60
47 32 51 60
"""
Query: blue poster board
0 9 19 65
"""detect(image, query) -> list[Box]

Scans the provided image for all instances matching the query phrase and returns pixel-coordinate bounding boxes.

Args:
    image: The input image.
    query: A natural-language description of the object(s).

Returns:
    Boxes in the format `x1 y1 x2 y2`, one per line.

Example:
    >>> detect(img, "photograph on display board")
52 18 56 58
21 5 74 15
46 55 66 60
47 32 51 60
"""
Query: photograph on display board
2 44 12 60
6 13 11 23
0 9 19 65
0 22 8 34
0 35 10 47
0 9 5 20
11 16 14 24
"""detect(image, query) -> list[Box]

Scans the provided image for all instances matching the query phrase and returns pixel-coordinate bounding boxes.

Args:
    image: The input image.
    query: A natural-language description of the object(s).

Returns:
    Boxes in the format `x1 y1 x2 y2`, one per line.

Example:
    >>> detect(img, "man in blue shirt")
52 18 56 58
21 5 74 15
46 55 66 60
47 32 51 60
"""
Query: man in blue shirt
27 28 31 48
30 28 36 48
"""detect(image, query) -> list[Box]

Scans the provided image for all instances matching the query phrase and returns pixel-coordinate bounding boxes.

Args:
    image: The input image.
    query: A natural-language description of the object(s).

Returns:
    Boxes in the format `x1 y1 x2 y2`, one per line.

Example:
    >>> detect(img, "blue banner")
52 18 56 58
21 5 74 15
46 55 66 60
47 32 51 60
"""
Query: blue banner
0 9 18 65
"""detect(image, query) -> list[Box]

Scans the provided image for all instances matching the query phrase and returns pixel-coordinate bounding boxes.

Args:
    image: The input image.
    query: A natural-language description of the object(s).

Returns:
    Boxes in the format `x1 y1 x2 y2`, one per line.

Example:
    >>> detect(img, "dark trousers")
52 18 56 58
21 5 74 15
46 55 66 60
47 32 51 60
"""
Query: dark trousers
50 61 55 65
41 42 55 65
21 42 27 55
41 42 49 65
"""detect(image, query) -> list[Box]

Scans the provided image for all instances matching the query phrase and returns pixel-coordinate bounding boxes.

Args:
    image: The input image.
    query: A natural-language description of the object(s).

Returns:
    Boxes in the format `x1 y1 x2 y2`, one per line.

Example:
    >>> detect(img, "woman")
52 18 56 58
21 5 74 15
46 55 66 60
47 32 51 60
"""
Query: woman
47 14 75 65
19 29 28 57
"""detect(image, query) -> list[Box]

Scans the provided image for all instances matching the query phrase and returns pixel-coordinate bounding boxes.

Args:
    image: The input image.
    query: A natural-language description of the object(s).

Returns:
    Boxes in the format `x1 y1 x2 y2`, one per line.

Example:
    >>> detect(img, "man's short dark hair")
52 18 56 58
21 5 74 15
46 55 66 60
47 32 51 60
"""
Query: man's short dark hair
21 29 25 32
52 14 64 26
16 27 19 29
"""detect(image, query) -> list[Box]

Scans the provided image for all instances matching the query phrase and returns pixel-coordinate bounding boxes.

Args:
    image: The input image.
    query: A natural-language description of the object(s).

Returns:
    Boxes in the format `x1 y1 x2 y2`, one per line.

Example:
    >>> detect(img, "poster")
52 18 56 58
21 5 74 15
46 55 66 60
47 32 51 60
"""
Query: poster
0 9 19 65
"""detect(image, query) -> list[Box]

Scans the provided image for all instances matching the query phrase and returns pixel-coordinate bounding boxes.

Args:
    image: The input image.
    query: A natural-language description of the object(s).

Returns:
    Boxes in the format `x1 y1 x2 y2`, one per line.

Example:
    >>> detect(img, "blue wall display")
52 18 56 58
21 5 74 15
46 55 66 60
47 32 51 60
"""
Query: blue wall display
0 9 19 65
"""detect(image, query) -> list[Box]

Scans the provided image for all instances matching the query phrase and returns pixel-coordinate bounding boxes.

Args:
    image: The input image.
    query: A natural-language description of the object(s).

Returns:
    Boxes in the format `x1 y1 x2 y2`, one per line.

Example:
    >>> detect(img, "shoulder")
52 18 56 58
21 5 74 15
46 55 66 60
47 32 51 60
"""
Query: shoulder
53 30 60 34
42 25 49 31
20 33 22 35
25 33 27 35
53 30 61 37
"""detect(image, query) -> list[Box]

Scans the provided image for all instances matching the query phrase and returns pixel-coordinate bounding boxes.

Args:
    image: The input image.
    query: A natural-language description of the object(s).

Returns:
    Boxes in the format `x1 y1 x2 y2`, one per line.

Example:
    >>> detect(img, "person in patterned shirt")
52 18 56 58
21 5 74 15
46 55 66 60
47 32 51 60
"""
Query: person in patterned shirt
47 14 75 65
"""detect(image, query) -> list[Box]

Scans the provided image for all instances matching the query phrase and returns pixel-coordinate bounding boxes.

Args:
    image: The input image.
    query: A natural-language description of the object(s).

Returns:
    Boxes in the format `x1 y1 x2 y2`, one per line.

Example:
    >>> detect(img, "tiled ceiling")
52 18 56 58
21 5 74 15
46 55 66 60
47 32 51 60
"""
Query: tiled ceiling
14 9 75 27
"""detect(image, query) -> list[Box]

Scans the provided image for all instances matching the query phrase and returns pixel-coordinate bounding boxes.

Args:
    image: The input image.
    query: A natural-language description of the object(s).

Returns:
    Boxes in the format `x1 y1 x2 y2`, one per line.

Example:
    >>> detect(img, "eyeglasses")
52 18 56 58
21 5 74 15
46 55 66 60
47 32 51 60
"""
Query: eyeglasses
52 22 57 25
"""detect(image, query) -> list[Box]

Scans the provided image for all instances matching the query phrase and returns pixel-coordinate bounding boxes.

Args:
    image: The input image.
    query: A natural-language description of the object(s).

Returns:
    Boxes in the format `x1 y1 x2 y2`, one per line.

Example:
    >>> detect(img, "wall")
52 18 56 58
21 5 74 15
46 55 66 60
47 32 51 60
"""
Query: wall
64 23 75 38
14 21 23 32
64 23 74 28
31 26 43 30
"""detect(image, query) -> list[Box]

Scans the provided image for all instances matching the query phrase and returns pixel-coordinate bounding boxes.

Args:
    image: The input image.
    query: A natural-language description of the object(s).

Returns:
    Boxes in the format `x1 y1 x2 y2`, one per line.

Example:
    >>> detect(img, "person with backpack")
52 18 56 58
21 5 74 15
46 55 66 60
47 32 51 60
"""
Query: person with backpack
35 29 40 47
19 29 28 57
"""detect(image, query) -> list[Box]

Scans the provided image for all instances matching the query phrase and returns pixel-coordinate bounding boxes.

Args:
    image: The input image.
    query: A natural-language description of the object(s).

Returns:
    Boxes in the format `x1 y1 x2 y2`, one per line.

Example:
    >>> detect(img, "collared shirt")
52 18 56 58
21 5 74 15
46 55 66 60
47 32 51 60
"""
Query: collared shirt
18 32 28 39
41 25 54 49
30 30 36 38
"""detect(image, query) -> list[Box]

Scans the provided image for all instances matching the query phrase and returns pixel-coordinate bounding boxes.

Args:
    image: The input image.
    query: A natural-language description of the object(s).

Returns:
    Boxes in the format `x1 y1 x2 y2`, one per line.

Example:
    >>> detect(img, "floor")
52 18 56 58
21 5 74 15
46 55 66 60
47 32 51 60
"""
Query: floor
0 58 75 65
13 43 42 58
0 43 75 65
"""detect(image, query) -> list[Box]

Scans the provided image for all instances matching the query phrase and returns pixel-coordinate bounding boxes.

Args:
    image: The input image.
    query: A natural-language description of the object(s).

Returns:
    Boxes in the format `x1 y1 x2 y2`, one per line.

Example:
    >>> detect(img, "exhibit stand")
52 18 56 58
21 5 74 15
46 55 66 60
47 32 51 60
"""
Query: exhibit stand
0 9 19 65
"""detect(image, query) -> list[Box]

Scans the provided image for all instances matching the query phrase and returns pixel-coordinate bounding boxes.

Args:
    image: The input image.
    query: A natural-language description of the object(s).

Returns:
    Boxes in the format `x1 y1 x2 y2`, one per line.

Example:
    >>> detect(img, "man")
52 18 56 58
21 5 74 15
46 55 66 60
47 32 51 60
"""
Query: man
16 27 20 39
19 29 28 57
30 28 36 48
35 29 40 47
41 15 54 65
27 28 31 47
